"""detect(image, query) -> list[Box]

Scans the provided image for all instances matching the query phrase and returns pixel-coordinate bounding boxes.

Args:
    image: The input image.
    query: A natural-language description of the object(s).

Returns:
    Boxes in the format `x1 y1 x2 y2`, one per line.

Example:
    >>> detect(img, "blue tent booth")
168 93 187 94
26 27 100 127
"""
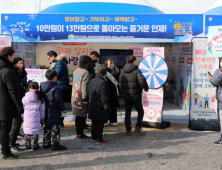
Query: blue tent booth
1 2 220 130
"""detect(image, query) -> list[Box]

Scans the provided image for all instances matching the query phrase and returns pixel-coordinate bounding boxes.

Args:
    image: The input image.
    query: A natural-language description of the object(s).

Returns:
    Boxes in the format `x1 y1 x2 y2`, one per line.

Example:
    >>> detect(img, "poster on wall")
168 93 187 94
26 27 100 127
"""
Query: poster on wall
207 26 222 58
0 37 11 51
26 69 47 85
140 47 165 123
191 40 218 121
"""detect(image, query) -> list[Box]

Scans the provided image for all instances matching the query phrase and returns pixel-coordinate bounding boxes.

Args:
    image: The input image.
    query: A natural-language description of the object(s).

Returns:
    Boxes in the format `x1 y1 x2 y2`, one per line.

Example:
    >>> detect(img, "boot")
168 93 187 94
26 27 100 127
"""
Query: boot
52 143 67 151
134 127 146 135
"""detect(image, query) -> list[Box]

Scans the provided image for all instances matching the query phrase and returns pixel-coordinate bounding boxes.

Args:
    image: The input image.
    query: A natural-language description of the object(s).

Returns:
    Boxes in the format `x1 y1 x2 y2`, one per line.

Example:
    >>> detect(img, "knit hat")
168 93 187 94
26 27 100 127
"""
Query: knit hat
95 64 107 75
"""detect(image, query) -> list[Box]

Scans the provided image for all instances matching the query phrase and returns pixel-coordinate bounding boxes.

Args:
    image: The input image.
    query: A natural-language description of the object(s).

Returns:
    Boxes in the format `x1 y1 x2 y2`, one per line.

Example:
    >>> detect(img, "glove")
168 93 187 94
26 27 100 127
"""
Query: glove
41 119 45 127
60 111 66 118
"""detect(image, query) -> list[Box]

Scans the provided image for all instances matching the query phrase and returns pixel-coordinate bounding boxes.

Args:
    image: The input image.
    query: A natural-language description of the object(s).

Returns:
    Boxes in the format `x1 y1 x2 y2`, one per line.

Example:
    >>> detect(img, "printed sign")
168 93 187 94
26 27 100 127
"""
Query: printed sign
141 47 165 123
191 40 218 121
0 37 11 51
26 69 47 85
1 14 203 42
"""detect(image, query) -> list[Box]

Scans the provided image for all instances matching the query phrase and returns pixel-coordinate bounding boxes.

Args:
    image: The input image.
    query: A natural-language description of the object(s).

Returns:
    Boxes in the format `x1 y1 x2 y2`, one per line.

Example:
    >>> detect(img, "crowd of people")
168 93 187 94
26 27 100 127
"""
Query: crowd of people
0 47 149 159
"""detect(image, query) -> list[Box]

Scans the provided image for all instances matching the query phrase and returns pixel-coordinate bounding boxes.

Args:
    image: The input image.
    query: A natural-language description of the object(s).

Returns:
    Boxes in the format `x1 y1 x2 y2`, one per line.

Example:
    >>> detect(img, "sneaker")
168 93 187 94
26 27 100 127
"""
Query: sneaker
43 144 52 149
52 144 67 151
134 127 146 135
1 153 18 159
76 134 90 138
11 146 24 152
109 123 118 126
95 140 107 145
214 138 222 144
90 137 97 143
126 130 131 136
84 127 91 132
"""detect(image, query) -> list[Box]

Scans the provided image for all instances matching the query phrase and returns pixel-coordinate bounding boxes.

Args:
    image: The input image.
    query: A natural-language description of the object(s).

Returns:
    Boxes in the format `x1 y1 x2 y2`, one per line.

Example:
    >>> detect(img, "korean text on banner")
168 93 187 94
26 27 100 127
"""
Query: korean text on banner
26 69 48 85
191 40 218 121
142 47 165 123
207 25 222 58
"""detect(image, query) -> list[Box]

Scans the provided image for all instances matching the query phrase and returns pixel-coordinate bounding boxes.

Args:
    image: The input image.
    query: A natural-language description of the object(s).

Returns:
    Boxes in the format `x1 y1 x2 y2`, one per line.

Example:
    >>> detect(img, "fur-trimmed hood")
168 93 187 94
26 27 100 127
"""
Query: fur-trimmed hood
56 54 68 65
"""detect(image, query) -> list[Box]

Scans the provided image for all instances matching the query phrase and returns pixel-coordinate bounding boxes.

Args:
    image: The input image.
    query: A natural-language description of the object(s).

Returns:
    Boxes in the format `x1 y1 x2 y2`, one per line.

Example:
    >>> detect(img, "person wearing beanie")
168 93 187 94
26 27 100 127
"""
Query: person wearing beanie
88 64 110 144
120 55 149 136
72 55 92 138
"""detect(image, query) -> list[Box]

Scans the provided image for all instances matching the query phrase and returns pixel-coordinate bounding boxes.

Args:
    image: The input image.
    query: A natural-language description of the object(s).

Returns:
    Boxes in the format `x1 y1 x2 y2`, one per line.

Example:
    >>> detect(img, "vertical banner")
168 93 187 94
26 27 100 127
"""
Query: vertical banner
141 47 165 123
191 40 218 121
0 37 11 51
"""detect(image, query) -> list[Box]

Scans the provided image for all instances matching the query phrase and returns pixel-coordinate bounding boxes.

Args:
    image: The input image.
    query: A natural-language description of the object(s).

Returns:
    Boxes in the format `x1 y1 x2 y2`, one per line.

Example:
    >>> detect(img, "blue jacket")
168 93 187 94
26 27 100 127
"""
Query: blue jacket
52 57 70 90
40 81 65 126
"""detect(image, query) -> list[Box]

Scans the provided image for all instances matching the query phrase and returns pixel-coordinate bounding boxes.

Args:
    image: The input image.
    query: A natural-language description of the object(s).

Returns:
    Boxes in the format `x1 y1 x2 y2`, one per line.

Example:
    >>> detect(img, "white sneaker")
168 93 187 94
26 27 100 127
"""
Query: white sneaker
104 123 108 127
109 123 118 126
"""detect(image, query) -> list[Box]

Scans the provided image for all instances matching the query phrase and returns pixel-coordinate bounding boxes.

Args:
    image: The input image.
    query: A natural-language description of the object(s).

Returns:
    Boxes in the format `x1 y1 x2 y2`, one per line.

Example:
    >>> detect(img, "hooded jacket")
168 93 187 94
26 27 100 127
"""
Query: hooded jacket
0 58 23 120
119 63 149 101
40 81 65 126
22 92 45 135
52 54 70 90
71 55 91 117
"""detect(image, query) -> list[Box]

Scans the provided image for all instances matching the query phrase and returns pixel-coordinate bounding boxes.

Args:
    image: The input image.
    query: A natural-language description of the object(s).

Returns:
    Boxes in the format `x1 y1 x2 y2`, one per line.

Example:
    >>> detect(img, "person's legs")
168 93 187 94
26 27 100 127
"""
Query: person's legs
133 100 144 128
43 126 52 148
207 101 209 108
79 117 86 136
24 134 31 149
91 120 97 139
0 120 13 156
75 116 80 135
9 115 22 146
31 135 39 150
97 121 105 141
110 103 117 124
51 125 66 150
124 100 133 131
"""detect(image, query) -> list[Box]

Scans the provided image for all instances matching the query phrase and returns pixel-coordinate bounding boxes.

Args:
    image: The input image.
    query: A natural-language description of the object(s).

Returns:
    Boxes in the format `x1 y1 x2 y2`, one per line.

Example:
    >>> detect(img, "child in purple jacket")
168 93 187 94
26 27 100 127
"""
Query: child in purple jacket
22 81 45 150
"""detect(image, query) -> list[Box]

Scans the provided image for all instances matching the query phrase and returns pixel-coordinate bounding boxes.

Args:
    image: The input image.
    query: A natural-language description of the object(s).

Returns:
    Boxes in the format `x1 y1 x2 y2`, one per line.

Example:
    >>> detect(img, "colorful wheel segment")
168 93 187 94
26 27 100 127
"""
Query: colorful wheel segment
139 52 168 89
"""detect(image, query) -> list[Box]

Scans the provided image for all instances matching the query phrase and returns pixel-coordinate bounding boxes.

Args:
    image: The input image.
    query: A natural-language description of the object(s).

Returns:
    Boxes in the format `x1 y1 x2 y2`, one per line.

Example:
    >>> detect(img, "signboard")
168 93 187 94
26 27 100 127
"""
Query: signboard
205 15 222 35
26 69 47 85
141 47 165 123
191 40 218 121
0 37 11 51
1 14 203 42
207 26 222 58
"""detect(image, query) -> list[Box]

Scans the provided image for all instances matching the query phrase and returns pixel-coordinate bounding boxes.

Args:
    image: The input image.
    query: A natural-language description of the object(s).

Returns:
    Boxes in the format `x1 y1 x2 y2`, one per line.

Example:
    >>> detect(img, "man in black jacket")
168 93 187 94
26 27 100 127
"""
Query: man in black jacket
120 55 149 135
0 47 24 159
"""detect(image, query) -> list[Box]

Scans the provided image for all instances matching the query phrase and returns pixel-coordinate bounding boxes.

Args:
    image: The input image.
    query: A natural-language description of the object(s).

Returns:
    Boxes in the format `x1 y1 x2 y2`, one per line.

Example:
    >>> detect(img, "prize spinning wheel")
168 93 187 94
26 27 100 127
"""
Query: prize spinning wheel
139 52 168 89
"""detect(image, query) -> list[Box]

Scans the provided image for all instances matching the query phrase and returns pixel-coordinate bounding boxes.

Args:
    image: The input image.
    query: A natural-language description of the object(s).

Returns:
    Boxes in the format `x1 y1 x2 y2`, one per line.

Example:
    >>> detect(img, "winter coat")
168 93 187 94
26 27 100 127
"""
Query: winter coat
88 57 96 79
22 92 45 135
52 54 70 90
71 68 90 117
0 58 23 120
210 69 222 110
14 68 27 98
40 81 65 126
106 67 119 107
88 76 110 121
119 64 149 101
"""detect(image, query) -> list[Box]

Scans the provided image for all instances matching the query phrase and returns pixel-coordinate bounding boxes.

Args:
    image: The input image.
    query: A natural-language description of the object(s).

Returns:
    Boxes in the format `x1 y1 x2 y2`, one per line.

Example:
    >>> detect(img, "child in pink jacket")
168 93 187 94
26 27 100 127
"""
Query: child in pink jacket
22 81 45 150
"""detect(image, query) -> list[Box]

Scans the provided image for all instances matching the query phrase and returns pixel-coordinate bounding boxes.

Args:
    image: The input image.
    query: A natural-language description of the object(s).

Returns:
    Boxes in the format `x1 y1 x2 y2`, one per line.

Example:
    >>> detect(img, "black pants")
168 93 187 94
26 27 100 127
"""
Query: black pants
0 119 13 156
43 125 60 146
124 100 144 130
205 101 209 108
24 134 39 149
75 116 86 136
91 120 104 141
9 114 22 146
110 103 117 123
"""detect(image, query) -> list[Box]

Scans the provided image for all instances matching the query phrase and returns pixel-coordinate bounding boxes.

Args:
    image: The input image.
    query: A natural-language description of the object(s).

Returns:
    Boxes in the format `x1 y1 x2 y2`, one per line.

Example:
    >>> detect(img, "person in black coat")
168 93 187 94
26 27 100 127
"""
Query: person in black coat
119 55 149 135
104 58 119 126
9 57 28 152
0 47 24 159
40 69 66 151
88 64 110 144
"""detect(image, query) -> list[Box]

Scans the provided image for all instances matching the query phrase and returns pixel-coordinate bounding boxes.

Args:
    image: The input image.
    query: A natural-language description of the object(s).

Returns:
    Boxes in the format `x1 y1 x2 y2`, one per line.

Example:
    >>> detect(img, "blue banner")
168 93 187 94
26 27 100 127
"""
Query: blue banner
1 14 203 42
205 15 222 35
